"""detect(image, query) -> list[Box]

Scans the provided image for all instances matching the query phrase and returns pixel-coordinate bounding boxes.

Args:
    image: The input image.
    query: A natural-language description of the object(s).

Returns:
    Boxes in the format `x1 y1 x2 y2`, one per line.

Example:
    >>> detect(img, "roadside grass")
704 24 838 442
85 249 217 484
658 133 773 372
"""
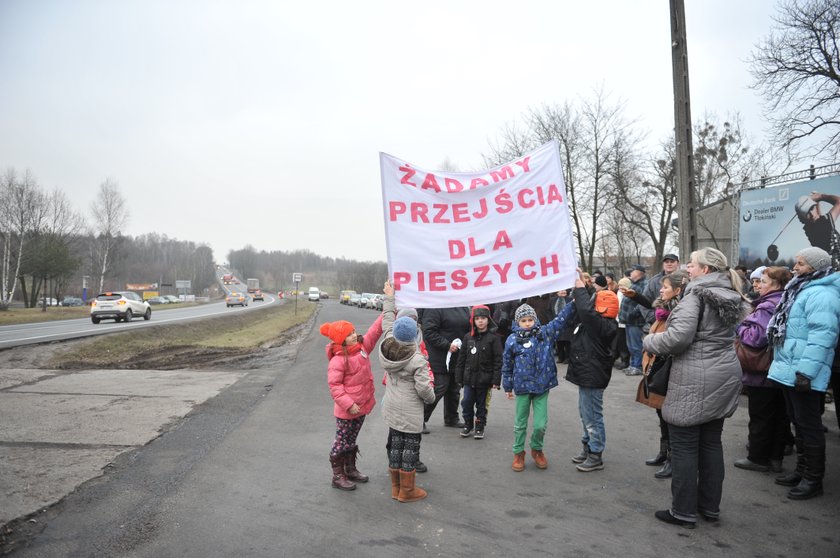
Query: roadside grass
0 302 200 326
49 302 316 369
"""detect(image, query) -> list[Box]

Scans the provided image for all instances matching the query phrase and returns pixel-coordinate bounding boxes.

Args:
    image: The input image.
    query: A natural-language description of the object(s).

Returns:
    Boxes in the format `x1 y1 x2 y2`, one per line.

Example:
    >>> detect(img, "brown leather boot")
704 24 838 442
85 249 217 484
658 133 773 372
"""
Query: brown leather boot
531 449 548 469
389 468 401 500
344 446 369 483
397 469 427 502
330 454 356 491
512 451 526 472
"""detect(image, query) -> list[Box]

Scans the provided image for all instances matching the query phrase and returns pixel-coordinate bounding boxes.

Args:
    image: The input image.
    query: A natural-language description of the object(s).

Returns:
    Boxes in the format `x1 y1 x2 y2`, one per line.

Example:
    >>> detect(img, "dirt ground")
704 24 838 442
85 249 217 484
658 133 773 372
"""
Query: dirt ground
0 324 311 372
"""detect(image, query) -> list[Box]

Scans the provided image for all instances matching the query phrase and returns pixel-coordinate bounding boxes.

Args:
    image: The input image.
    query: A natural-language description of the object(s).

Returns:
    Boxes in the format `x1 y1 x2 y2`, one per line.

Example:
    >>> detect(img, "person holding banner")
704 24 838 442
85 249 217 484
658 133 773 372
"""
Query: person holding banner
421 306 471 431
322 311 384 491
502 300 576 472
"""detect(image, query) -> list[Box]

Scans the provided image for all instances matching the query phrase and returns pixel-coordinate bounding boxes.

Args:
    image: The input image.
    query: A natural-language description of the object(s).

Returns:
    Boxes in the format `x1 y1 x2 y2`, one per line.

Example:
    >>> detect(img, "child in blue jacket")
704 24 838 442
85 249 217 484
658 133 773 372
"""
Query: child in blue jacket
502 301 575 471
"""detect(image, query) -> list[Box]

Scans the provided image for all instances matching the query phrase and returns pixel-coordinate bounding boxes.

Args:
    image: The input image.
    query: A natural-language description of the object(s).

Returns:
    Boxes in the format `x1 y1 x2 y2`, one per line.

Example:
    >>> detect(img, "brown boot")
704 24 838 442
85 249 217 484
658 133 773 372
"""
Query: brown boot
397 469 427 502
330 454 356 491
389 468 401 500
531 449 548 469
344 446 369 483
512 451 526 472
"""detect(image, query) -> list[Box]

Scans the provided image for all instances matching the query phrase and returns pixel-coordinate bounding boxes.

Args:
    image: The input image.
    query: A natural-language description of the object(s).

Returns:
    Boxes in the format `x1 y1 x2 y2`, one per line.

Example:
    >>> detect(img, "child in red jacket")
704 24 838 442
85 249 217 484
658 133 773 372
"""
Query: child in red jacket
321 314 383 491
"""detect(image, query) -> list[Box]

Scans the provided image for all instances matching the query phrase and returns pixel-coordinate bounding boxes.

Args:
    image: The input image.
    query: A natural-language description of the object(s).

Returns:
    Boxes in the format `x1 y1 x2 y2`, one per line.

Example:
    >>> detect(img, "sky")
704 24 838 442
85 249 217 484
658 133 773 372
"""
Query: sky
0 0 782 263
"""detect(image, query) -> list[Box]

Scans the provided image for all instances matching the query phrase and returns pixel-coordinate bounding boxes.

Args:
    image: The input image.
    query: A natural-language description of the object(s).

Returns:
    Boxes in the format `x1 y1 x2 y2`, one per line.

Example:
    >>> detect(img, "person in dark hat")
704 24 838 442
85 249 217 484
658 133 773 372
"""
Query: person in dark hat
619 265 648 375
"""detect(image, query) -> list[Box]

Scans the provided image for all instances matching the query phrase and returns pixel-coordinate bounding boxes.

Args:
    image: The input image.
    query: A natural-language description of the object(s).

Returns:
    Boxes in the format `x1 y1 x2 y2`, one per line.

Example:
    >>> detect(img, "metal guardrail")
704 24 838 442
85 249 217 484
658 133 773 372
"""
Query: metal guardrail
736 162 840 192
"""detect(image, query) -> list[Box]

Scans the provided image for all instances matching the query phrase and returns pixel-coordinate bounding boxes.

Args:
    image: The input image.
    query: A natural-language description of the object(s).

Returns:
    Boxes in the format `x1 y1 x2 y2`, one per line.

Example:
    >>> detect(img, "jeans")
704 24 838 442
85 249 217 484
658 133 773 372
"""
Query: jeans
625 325 643 368
578 387 606 453
668 418 726 522
513 392 548 454
746 386 788 463
423 372 461 424
461 385 490 426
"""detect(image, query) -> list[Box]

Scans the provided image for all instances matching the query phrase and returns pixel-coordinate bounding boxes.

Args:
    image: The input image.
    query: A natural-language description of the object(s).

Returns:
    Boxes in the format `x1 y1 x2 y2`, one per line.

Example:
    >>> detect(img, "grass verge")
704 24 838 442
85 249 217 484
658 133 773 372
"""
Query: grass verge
0 303 200 325
49 302 316 369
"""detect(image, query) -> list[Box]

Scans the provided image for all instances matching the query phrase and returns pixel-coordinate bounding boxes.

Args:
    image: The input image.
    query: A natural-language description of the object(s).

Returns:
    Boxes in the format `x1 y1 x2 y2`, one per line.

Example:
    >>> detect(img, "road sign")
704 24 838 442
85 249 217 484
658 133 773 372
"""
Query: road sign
175 280 191 289
292 273 302 283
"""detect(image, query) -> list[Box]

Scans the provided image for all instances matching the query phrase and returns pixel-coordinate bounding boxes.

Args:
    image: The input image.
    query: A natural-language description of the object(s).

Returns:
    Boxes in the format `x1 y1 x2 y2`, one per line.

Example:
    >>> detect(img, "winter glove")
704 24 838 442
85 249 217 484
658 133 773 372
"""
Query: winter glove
794 372 811 393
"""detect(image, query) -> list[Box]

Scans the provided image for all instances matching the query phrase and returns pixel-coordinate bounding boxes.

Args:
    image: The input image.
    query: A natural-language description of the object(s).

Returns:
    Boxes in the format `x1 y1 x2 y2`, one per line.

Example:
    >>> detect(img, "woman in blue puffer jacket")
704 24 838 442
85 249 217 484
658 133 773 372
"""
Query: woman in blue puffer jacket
767 247 840 500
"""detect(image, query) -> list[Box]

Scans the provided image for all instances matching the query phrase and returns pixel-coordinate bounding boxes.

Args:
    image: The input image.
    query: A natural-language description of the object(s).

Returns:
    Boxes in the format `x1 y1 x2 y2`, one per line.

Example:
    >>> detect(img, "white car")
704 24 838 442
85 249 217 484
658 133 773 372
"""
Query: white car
308 287 320 301
90 291 152 324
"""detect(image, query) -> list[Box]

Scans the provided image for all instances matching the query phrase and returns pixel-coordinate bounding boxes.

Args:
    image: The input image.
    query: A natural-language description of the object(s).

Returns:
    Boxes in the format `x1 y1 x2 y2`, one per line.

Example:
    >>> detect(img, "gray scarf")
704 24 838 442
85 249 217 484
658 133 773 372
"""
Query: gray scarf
767 267 833 346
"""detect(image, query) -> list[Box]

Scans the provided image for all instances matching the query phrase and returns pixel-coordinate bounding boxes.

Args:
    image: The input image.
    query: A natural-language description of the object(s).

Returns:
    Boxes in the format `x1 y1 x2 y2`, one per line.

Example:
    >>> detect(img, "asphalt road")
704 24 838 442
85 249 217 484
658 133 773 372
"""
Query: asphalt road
5 299 839 557
0 295 279 350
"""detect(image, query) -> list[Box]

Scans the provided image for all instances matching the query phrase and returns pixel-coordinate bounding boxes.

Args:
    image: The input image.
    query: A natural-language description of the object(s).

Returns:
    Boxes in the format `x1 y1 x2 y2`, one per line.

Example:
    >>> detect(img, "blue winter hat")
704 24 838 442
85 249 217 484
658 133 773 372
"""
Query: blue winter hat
393 316 417 344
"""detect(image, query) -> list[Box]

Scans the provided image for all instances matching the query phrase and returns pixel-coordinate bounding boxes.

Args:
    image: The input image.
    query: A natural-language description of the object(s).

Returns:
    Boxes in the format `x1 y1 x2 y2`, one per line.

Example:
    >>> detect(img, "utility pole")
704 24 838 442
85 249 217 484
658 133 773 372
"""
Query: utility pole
670 0 697 260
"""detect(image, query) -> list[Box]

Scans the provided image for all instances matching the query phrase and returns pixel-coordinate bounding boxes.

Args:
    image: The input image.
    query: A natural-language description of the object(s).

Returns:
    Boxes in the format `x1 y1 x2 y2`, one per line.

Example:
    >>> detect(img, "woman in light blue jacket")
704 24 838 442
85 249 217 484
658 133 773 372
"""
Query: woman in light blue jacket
767 247 840 500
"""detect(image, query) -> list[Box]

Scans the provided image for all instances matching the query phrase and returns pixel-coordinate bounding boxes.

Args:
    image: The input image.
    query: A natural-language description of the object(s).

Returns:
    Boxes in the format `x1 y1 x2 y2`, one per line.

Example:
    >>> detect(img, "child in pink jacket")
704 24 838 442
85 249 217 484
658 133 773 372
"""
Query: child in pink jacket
321 314 383 491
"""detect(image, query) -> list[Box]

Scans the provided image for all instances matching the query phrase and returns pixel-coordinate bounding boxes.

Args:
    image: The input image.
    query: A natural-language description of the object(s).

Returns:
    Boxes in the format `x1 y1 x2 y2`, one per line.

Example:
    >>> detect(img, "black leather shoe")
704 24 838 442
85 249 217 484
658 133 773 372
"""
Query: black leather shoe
775 471 802 486
654 460 672 479
787 479 823 500
734 458 769 472
645 452 667 466
415 461 428 473
654 510 695 529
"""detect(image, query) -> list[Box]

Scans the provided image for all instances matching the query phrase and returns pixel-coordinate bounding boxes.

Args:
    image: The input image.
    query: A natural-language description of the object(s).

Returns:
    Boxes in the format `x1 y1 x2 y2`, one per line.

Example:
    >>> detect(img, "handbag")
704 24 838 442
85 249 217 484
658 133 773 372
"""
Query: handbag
635 301 705 410
645 355 672 397
735 339 773 374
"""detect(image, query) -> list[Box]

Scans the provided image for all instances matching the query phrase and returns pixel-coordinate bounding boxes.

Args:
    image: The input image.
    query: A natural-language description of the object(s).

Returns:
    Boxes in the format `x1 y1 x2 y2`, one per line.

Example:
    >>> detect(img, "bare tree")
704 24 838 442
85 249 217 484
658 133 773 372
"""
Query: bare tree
92 179 129 293
611 136 678 265
0 168 45 308
750 0 840 160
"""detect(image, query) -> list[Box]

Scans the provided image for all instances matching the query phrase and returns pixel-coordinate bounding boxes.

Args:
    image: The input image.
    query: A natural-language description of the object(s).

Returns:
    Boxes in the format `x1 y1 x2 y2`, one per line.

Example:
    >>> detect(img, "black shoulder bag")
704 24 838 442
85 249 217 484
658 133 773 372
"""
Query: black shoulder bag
643 302 705 399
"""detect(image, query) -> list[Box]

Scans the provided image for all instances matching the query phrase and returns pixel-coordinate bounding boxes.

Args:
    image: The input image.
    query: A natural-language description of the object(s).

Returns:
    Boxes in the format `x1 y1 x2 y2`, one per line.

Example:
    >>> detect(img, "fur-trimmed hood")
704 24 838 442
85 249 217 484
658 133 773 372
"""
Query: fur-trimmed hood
683 272 749 328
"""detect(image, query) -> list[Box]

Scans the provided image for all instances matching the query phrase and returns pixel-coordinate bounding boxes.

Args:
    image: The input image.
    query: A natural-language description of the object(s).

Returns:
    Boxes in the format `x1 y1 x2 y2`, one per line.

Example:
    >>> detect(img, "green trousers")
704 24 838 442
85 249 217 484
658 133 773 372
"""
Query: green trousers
513 391 549 454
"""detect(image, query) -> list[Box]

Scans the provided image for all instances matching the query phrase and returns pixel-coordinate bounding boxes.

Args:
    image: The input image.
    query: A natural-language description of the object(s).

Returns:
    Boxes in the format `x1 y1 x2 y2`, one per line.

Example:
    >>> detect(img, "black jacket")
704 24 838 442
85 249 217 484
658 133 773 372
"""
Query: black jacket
421 307 471 375
453 328 503 387
565 287 618 389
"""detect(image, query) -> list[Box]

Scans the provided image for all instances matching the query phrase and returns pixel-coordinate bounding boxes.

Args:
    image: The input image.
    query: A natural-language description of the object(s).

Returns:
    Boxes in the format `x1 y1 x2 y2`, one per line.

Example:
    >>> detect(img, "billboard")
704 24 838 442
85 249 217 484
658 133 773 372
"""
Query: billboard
739 174 840 269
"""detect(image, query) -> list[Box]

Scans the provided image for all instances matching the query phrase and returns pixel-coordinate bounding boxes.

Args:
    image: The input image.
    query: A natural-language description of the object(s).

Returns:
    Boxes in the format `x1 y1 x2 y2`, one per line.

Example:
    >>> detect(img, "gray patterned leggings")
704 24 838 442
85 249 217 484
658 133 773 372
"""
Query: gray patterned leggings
387 428 421 471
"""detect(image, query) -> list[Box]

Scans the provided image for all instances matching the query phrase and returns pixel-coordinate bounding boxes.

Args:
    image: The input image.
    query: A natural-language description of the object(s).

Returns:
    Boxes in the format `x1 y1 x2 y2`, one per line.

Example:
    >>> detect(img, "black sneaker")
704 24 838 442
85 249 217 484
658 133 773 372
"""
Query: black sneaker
474 425 485 439
654 509 695 529
460 425 473 437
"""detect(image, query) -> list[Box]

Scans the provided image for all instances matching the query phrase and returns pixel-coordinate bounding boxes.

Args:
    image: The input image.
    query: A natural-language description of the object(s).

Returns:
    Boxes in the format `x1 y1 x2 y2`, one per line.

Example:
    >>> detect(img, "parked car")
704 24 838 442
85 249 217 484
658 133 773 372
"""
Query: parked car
90 291 152 324
147 296 168 305
60 297 84 307
319 291 329 299
365 294 380 309
358 294 370 308
308 287 320 302
226 292 249 307
369 294 383 310
348 293 362 307
162 295 181 304
39 297 59 307
340 290 357 304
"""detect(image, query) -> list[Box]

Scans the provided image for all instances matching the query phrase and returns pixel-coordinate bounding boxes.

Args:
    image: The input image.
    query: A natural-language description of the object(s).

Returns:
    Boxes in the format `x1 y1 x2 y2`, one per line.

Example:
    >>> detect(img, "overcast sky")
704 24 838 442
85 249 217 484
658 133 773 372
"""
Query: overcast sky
1 0 780 263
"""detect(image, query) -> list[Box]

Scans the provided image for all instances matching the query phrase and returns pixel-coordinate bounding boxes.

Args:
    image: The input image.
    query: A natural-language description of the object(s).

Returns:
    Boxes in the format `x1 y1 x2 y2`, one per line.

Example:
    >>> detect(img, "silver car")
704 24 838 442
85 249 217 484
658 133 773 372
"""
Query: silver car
90 291 152 324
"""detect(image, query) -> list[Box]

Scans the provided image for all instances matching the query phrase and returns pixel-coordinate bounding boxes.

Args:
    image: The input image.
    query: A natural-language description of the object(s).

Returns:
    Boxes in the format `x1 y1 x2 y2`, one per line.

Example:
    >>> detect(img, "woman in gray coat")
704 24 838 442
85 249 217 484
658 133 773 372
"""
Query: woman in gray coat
643 248 747 529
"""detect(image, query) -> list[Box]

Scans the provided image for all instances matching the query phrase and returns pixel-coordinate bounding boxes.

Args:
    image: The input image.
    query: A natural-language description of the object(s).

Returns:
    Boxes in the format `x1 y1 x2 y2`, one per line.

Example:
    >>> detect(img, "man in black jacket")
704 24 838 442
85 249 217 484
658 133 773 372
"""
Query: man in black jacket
566 273 619 473
422 306 471 430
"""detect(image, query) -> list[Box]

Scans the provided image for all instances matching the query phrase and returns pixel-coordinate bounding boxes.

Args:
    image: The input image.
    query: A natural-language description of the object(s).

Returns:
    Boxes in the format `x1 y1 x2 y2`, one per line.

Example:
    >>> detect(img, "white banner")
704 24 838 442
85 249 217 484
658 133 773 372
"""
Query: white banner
380 140 578 309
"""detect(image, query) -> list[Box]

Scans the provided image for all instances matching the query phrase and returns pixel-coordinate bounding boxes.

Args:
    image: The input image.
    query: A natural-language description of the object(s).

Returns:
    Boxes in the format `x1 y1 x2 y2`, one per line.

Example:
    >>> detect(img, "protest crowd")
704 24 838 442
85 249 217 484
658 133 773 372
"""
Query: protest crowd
320 245 840 529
